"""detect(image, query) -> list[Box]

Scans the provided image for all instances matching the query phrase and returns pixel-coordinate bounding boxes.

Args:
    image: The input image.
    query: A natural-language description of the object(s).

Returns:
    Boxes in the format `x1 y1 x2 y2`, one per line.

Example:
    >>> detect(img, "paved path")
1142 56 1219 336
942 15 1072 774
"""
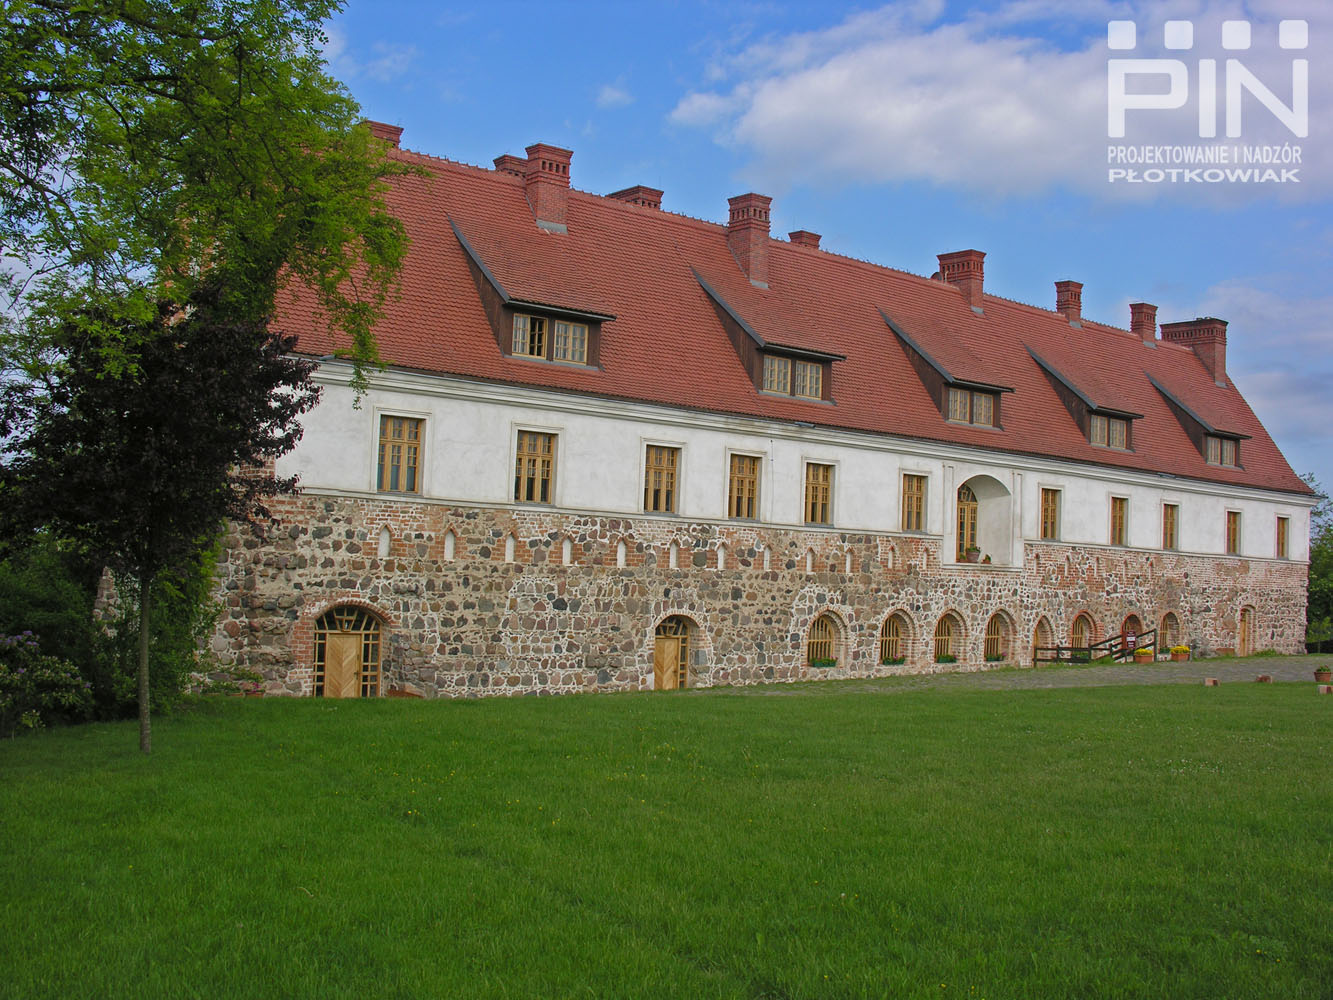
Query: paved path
732 654 1330 696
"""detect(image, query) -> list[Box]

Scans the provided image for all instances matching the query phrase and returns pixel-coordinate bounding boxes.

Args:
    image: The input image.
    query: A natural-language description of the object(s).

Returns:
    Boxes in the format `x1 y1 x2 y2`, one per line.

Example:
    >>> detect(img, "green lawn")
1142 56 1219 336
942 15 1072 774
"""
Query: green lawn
2 681 1330 999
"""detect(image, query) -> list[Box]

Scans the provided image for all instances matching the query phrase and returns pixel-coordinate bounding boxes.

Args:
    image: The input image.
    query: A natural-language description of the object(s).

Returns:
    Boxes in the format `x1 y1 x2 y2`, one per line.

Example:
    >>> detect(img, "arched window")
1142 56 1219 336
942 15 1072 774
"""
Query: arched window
653 616 693 690
984 613 1010 662
879 613 907 664
808 615 838 666
314 606 382 698
934 615 959 662
956 485 978 560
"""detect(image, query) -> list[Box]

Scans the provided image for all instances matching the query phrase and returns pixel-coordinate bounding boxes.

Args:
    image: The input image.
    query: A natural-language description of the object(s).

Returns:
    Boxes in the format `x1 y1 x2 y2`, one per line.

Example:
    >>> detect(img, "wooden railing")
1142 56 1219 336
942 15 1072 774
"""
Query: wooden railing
1033 628 1158 667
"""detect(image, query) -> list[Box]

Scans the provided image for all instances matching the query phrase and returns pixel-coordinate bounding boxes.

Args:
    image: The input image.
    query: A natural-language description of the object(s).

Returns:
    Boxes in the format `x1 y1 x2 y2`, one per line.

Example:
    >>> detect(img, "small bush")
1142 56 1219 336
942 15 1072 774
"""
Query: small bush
936 654 957 664
0 633 93 736
880 656 906 666
985 654 1003 662
808 658 837 669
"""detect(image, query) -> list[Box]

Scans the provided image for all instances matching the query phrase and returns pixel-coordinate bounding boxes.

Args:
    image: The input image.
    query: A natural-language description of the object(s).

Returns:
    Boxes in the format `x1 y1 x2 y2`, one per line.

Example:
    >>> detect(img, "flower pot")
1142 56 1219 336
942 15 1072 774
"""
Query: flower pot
1133 652 1153 664
964 550 980 563
1170 651 1189 662
1315 669 1332 683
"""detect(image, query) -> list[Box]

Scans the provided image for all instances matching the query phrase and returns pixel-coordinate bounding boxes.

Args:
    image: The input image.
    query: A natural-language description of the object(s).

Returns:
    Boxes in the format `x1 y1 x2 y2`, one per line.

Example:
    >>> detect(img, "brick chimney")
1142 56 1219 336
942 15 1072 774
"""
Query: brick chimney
1130 302 1158 345
789 230 821 249
523 143 573 231
727 193 772 288
1055 280 1082 322
608 185 663 210
937 250 985 310
363 120 403 148
493 154 526 176
1160 317 1228 384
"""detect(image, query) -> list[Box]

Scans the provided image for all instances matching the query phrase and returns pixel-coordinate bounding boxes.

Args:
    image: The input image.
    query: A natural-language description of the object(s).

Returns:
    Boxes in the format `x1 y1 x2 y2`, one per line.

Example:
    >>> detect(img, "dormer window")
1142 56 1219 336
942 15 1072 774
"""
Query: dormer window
511 313 589 365
1206 434 1238 467
1091 413 1129 450
761 354 823 400
947 387 995 427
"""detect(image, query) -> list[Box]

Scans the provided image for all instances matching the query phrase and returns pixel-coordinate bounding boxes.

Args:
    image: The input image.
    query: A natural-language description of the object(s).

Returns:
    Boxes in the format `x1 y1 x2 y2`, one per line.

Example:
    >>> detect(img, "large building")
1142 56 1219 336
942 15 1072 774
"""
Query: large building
213 123 1314 698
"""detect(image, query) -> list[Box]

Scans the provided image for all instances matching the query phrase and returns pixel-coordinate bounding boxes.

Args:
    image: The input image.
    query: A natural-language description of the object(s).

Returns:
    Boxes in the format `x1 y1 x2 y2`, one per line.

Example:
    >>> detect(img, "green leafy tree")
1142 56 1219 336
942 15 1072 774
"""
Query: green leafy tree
0 283 320 752
1 0 407 382
1302 474 1332 645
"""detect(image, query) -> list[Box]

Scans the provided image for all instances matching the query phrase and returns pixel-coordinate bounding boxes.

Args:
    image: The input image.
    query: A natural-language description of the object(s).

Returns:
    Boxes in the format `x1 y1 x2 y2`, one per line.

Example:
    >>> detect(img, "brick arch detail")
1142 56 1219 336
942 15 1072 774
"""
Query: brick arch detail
289 596 396 697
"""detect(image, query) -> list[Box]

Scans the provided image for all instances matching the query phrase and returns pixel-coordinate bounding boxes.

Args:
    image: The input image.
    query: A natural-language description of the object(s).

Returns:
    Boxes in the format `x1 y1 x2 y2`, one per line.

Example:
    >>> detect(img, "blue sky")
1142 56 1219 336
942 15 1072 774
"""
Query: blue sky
326 0 1331 497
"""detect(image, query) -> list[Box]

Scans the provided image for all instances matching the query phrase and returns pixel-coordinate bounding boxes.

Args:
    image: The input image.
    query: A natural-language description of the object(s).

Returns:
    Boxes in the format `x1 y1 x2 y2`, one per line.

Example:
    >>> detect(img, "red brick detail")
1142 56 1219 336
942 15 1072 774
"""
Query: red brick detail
524 142 572 229
1130 302 1158 344
608 185 663 210
727 193 772 286
1055 280 1082 322
363 120 403 147
937 250 985 309
788 230 821 249
1161 317 1227 383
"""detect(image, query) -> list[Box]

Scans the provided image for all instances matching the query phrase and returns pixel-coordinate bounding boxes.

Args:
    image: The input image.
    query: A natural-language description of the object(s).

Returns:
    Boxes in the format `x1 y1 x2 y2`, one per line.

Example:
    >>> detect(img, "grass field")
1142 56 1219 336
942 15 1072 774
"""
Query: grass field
2 679 1331 999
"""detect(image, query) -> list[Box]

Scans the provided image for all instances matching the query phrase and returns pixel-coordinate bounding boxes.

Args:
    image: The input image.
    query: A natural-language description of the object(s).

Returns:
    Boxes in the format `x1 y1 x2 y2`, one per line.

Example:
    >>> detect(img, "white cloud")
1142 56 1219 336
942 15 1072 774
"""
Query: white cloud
669 1 1333 200
323 26 418 84
596 83 634 109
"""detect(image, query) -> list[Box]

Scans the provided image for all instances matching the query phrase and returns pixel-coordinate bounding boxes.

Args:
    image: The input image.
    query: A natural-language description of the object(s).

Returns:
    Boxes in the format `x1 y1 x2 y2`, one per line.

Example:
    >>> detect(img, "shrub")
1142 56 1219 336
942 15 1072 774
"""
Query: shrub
0 632 93 736
880 656 906 666
936 654 957 664
808 658 837 669
985 654 1003 662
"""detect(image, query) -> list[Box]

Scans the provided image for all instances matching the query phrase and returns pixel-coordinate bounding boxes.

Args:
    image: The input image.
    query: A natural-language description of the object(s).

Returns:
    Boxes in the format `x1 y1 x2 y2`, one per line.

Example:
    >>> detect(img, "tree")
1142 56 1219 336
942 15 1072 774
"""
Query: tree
0 283 320 751
1 0 407 382
1302 474 1332 645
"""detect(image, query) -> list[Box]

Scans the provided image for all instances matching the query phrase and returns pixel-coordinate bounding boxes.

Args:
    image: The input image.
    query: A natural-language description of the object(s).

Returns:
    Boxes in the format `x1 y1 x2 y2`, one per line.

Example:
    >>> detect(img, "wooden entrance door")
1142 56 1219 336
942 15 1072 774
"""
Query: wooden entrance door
653 637 681 690
1238 607 1253 655
324 633 362 698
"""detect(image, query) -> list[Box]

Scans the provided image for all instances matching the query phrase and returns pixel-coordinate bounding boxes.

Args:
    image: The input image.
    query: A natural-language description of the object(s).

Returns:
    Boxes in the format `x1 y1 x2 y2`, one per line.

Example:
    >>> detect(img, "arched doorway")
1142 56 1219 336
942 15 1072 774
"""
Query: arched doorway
1071 613 1094 649
1121 613 1144 651
1160 612 1181 648
956 485 978 560
653 616 694 690
314 606 383 698
1238 606 1255 655
1032 616 1053 656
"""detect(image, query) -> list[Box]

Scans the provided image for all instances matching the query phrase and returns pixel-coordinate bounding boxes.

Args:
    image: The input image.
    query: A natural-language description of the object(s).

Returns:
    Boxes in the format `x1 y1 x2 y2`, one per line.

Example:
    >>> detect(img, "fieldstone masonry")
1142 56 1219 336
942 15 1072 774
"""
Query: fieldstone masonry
213 493 1308 697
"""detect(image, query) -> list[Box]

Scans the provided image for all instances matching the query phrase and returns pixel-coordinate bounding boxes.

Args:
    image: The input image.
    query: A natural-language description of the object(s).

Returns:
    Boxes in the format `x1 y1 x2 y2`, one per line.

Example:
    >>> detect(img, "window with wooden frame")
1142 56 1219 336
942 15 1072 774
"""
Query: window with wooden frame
761 355 790 393
1276 515 1289 559
956 484 978 560
762 354 824 400
1162 503 1179 550
933 616 956 661
1090 414 1129 450
1206 435 1238 467
377 416 422 494
643 445 679 514
728 454 760 520
512 314 546 358
1040 488 1060 540
947 387 995 427
804 463 833 525
512 313 588 365
984 614 1007 661
1225 510 1241 555
879 614 905 663
514 431 556 504
807 614 837 665
902 474 926 532
1110 496 1128 546
792 361 822 399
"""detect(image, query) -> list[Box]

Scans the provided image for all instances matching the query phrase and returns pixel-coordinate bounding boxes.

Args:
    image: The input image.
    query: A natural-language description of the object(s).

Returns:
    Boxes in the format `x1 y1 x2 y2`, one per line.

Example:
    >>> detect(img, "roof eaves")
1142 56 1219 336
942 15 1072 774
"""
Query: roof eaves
881 309 951 381
449 217 510 302
693 268 765 348
1146 372 1251 439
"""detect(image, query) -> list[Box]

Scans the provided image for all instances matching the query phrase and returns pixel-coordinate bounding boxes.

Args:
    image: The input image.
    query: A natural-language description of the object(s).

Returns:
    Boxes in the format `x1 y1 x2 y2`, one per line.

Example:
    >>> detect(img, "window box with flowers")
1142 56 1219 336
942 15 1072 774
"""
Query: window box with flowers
1133 647 1155 664
1170 645 1191 662
809 657 838 669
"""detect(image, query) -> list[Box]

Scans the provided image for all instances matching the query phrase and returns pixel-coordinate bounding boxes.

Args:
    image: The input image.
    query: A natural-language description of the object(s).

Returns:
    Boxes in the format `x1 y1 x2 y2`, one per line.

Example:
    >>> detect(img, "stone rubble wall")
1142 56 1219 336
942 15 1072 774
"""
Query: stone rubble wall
212 493 1309 697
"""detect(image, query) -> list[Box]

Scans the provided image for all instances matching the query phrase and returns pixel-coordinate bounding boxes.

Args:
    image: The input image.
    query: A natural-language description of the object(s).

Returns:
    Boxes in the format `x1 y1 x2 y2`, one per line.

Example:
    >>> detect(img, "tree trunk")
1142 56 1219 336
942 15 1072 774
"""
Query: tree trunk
138 569 152 755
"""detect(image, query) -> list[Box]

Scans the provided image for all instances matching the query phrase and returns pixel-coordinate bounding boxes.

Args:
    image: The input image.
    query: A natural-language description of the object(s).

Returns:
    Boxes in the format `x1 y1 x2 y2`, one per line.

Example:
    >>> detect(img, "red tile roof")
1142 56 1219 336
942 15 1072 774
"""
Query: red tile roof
276 140 1310 497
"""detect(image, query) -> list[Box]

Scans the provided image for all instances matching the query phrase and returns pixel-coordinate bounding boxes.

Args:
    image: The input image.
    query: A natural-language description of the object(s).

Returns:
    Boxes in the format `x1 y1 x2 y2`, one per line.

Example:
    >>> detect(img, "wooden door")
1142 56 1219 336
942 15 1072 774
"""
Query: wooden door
1238 608 1252 655
325 633 362 698
653 637 680 690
